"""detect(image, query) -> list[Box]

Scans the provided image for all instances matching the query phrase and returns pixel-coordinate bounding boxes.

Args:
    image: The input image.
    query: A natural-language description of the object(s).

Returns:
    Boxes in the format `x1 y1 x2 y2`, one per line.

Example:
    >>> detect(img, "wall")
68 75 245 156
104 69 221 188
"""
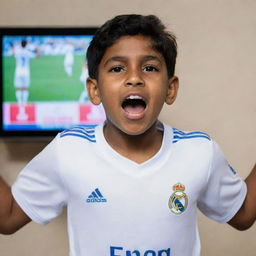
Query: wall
0 0 256 255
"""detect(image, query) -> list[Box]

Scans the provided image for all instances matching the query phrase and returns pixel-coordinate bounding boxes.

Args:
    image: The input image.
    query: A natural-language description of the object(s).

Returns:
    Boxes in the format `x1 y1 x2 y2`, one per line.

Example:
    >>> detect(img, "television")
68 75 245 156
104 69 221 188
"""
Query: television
0 27 106 138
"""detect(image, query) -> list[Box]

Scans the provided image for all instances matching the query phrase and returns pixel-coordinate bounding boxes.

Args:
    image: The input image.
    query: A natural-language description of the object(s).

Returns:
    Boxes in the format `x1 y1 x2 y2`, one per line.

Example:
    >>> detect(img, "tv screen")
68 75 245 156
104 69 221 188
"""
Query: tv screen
0 27 105 137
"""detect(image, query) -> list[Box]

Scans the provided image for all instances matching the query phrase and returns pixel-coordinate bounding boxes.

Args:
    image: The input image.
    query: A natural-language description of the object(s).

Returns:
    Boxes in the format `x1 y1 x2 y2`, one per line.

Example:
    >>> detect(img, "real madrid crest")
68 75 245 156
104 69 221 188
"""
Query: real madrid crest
169 183 188 215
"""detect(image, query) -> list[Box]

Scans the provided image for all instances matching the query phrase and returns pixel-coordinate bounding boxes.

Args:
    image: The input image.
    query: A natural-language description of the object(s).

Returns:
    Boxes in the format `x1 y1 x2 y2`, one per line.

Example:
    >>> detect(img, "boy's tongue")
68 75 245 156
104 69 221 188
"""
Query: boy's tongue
124 104 145 114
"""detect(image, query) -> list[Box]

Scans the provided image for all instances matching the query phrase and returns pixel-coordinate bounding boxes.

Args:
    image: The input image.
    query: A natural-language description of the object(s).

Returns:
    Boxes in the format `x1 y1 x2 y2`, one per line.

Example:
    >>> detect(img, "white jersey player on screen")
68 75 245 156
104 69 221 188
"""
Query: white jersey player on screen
79 63 89 103
64 42 74 77
13 40 38 121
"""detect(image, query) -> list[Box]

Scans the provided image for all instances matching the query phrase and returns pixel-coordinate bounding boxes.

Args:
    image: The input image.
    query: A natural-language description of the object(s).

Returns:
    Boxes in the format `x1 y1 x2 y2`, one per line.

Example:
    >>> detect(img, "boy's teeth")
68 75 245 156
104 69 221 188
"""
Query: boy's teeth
126 95 142 100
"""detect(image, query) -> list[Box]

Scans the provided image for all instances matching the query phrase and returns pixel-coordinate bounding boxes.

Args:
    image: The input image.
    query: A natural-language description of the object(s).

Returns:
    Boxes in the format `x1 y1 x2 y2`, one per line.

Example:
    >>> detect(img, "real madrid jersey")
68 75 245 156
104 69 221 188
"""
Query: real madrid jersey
14 46 35 74
12 123 247 256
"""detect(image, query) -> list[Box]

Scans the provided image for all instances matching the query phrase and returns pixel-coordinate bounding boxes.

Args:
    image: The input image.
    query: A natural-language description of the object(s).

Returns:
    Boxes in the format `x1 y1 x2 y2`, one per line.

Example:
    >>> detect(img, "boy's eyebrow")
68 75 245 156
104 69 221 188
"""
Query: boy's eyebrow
103 55 162 67
103 56 126 67
142 55 162 63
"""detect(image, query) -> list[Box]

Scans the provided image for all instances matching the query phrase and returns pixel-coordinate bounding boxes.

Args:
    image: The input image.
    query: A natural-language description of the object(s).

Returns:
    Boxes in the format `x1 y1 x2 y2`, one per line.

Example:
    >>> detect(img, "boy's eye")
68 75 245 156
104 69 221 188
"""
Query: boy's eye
143 66 159 72
109 66 124 72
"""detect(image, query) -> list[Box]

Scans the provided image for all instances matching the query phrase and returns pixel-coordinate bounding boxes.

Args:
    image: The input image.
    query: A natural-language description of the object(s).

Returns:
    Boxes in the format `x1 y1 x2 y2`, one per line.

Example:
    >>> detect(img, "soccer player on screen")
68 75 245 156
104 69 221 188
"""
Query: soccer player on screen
64 41 74 77
13 39 39 121
79 63 89 103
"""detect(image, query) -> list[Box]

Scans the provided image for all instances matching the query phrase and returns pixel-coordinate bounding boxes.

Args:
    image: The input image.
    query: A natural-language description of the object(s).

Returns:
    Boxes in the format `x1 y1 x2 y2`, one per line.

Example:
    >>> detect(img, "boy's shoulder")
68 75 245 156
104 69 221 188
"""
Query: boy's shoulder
169 126 215 162
171 127 211 144
59 125 97 143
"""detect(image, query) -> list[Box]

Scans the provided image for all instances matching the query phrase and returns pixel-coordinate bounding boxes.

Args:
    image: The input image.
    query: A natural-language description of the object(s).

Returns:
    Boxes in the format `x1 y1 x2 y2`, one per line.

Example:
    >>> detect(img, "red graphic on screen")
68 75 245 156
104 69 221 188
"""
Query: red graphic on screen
79 105 92 123
10 104 36 123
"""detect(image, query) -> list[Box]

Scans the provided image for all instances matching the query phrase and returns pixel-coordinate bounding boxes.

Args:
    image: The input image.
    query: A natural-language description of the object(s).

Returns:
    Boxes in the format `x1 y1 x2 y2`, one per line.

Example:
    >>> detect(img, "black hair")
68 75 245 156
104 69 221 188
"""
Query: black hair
21 40 27 48
86 14 177 79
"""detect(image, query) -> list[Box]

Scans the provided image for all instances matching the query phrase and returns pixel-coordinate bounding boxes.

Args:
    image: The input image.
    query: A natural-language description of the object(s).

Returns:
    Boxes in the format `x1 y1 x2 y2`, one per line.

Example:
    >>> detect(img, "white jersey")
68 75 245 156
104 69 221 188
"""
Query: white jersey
64 44 74 66
12 123 246 256
14 46 35 88
80 66 89 84
14 46 35 73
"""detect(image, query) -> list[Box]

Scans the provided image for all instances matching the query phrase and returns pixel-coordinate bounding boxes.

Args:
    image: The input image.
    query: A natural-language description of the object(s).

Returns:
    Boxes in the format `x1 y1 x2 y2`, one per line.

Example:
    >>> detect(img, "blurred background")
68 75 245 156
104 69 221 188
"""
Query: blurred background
0 0 256 255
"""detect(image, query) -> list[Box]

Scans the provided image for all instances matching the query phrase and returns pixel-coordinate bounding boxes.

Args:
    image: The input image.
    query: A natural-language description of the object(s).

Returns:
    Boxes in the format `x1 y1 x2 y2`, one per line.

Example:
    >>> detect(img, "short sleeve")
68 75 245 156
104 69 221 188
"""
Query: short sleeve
12 135 67 225
197 140 247 223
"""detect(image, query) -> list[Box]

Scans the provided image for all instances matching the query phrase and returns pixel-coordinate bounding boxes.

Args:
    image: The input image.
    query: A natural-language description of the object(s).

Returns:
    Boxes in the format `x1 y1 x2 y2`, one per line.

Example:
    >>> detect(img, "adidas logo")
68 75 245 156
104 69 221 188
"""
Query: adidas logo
86 188 107 203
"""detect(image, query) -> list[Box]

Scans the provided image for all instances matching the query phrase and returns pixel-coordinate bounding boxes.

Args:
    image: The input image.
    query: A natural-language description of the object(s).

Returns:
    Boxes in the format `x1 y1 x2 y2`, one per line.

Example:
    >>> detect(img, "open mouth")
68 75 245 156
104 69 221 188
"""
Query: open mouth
121 95 147 117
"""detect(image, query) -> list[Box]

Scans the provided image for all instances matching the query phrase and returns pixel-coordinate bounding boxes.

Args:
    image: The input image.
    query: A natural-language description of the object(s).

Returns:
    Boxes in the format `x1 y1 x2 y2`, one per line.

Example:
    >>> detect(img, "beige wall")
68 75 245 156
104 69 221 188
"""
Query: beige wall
0 0 256 255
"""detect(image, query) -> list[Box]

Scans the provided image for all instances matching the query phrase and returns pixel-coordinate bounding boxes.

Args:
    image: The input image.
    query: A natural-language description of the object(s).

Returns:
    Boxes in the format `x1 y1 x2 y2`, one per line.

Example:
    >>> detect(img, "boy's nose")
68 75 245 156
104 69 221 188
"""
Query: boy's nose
125 70 144 87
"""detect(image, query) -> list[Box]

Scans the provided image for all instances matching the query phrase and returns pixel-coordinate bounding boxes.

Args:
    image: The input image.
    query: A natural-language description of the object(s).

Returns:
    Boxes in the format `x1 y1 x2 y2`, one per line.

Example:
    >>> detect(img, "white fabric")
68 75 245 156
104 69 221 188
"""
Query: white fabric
12 123 247 256
14 46 35 88
64 44 74 66
197 141 246 222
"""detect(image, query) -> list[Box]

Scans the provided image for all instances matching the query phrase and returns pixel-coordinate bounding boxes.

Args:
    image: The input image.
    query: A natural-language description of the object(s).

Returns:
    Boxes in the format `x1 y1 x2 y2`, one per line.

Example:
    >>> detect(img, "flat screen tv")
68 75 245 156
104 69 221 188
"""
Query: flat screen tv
0 27 106 138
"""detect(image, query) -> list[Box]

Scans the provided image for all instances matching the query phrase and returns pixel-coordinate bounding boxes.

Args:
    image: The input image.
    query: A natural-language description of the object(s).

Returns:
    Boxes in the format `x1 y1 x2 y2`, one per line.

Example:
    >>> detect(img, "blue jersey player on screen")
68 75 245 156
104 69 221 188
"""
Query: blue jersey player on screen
0 14 256 256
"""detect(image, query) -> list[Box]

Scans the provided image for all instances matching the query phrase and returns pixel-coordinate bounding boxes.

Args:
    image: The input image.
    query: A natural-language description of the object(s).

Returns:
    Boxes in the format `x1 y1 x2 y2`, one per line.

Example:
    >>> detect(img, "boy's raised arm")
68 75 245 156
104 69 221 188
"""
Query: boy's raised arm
0 176 31 234
228 163 256 230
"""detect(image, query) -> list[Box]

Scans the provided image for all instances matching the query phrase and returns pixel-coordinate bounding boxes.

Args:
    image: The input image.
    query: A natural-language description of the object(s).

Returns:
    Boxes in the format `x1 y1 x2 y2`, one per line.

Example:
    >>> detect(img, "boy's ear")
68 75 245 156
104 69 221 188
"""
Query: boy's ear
86 78 101 105
165 76 179 105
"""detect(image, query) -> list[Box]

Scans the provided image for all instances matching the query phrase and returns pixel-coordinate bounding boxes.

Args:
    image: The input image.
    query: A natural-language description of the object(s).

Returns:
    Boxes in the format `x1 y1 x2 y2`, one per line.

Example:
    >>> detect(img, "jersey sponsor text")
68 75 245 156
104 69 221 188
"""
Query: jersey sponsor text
110 246 171 256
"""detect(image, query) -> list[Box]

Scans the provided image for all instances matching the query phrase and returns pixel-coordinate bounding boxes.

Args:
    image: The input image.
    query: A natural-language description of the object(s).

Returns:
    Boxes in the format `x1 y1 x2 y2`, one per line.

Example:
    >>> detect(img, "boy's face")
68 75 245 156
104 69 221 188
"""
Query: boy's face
87 35 179 136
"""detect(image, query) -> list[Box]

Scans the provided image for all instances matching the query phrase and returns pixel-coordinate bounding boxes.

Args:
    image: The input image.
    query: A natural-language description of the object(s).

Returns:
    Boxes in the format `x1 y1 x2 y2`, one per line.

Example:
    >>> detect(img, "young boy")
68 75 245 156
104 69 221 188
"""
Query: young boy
0 14 256 256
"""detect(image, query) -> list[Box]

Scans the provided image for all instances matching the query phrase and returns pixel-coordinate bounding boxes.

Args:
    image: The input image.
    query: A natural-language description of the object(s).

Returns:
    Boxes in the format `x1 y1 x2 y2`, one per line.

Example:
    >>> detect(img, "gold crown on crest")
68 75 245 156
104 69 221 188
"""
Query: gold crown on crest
173 183 185 192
